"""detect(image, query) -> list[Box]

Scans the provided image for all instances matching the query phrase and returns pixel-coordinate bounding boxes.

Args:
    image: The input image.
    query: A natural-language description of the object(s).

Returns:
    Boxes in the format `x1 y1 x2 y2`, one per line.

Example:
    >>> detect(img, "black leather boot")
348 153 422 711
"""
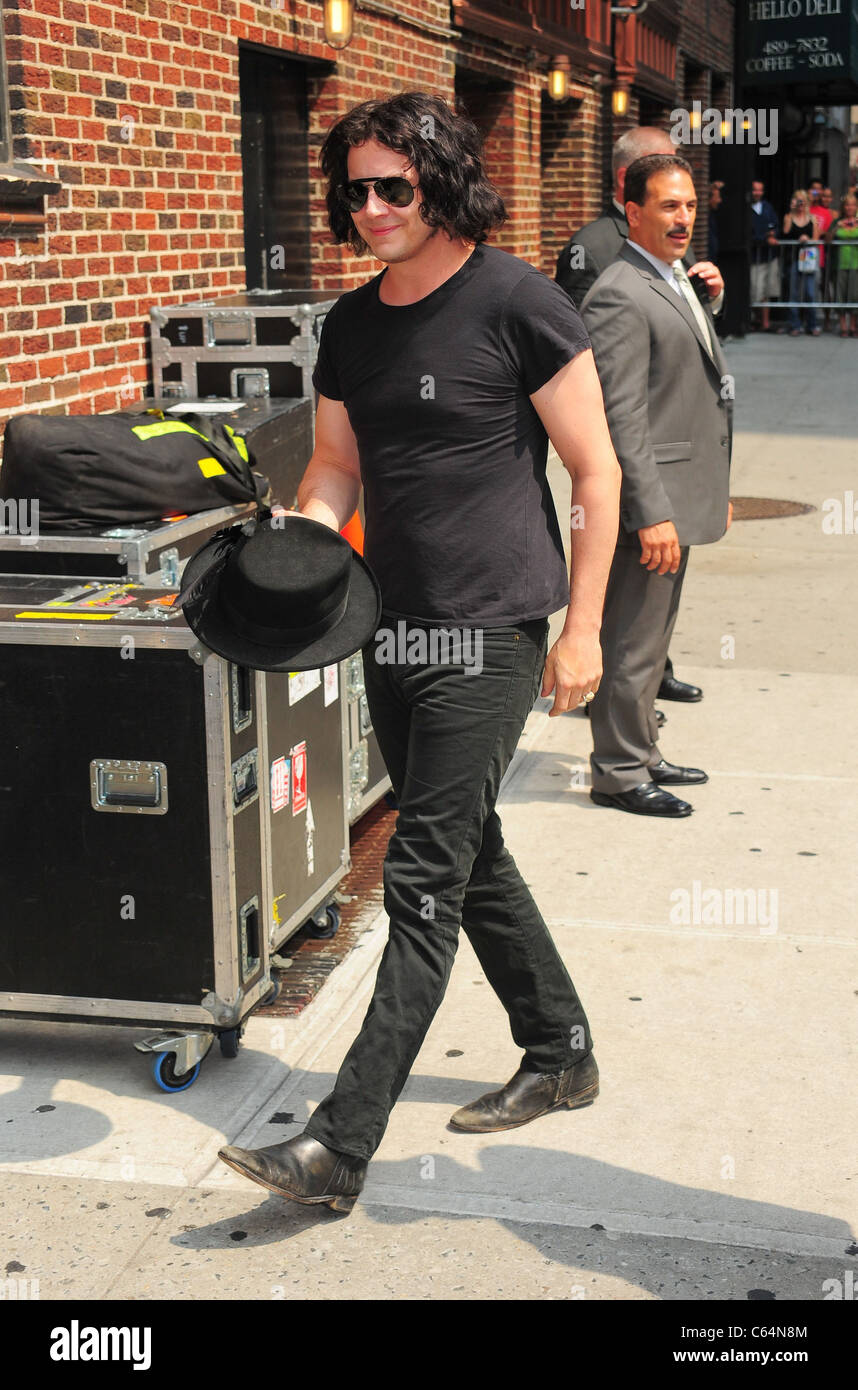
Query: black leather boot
449 1054 599 1133
218 1132 367 1213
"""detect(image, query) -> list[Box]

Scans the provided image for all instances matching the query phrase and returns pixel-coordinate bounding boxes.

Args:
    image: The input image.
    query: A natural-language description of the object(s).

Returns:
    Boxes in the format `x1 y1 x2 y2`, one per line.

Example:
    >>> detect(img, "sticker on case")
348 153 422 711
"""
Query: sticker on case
288 670 321 706
291 742 307 815
305 800 315 876
270 756 290 814
323 664 339 706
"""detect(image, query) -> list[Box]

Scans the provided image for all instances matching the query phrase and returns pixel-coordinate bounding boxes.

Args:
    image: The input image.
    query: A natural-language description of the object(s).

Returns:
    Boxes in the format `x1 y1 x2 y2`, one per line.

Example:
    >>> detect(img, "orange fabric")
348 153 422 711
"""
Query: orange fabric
340 511 364 555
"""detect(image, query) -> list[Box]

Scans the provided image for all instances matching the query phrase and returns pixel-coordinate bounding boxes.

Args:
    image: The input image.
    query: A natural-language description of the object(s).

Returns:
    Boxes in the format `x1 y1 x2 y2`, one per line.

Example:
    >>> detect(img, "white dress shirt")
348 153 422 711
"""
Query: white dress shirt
626 239 724 320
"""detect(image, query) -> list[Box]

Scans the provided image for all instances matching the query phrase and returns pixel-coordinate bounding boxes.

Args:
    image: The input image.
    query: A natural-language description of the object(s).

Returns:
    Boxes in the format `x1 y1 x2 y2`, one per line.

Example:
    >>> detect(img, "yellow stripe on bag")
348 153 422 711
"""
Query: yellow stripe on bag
197 456 227 478
15 611 114 621
132 421 208 442
224 425 249 462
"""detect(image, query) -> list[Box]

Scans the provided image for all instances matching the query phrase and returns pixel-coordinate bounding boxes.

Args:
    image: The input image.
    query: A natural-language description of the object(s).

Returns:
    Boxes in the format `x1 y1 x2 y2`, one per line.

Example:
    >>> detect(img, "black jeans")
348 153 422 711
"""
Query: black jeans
303 615 593 1161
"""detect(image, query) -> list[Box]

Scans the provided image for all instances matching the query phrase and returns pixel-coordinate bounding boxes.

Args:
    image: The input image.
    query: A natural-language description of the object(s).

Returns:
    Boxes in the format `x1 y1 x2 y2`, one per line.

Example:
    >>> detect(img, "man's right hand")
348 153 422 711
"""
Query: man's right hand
638 520 681 574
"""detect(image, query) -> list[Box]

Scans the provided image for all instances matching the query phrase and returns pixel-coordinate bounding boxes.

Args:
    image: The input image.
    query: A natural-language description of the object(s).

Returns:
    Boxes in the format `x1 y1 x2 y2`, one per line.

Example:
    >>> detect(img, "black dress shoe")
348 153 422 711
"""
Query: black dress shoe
449 1054 599 1133
649 757 708 786
657 675 703 702
218 1132 367 1213
590 782 692 817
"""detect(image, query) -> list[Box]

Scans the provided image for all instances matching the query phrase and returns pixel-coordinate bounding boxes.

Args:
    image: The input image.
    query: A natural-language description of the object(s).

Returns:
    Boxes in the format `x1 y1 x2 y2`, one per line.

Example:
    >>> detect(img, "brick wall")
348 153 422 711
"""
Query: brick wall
0 0 735 437
0 0 458 433
540 77 609 277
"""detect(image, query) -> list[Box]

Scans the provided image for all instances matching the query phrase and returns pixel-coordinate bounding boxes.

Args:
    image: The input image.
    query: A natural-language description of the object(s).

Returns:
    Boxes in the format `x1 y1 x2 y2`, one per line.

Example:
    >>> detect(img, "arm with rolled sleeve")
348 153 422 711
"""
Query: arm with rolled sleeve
580 282 674 534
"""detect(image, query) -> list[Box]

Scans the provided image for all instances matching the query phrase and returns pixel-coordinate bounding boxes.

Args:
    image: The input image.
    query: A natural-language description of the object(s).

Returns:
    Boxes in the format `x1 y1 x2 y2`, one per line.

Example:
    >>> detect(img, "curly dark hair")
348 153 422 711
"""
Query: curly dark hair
319 91 507 255
624 153 694 208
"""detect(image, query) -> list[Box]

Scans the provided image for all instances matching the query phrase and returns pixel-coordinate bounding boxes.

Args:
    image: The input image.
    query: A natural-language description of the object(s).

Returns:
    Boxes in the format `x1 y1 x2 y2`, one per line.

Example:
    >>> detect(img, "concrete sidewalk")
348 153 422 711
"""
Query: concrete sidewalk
1 334 856 1301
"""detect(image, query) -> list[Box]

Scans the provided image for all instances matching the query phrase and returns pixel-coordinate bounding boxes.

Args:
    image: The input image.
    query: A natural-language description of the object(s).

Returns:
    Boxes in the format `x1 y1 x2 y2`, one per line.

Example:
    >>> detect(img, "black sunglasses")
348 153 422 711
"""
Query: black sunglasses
337 176 416 213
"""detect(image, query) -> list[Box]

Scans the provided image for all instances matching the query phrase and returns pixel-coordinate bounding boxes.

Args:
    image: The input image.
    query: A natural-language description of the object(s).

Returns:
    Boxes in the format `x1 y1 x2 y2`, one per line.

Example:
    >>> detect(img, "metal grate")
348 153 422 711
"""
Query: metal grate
730 496 816 521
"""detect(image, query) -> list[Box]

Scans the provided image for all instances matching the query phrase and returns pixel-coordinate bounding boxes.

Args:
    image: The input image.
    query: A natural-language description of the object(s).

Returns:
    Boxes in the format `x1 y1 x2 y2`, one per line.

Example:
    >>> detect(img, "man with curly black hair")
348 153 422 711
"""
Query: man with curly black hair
219 92 622 1213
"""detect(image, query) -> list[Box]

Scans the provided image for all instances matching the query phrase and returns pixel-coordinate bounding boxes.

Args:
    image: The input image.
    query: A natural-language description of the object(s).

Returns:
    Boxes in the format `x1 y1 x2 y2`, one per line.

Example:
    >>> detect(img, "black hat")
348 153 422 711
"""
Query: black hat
178 511 381 672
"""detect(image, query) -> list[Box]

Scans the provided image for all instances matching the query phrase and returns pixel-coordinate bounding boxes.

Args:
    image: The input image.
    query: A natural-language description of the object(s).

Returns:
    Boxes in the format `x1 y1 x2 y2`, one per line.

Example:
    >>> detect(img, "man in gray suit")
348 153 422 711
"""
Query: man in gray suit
557 127 711 709
580 153 732 817
556 126 676 310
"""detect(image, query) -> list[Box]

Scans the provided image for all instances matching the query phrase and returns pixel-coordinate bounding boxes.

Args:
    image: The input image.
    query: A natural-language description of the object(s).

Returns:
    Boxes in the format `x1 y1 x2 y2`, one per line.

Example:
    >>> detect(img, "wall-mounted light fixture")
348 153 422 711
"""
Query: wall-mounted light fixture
323 0 355 50
547 55 572 103
611 84 630 117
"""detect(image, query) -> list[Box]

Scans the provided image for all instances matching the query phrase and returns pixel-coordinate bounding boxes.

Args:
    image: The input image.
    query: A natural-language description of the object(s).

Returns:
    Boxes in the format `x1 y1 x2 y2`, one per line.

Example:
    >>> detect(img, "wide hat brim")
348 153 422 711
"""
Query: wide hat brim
180 518 382 672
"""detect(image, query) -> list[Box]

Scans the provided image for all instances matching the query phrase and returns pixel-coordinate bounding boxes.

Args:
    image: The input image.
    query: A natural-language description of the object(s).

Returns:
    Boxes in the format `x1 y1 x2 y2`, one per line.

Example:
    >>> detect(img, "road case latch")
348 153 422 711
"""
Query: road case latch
231 748 259 813
90 759 168 815
206 312 253 348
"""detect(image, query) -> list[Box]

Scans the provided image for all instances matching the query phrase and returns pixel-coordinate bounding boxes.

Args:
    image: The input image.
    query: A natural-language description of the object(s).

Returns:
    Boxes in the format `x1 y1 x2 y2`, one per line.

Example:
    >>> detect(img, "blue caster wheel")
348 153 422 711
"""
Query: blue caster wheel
307 903 340 940
152 1052 201 1092
384 789 399 809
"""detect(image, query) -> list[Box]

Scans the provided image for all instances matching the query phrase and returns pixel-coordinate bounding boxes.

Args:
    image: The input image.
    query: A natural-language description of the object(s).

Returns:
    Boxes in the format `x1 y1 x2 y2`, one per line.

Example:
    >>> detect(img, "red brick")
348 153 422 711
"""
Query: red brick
0 0 733 430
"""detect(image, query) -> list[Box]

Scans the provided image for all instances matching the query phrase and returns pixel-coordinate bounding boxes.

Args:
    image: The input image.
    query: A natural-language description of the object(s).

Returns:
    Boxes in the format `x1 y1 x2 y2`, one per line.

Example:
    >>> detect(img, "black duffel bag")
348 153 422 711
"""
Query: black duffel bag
0 409 271 532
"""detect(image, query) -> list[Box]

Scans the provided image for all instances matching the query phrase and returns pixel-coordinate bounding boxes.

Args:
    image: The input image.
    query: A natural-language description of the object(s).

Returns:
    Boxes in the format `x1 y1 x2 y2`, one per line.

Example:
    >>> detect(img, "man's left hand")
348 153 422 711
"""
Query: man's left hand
687 260 724 300
542 630 602 717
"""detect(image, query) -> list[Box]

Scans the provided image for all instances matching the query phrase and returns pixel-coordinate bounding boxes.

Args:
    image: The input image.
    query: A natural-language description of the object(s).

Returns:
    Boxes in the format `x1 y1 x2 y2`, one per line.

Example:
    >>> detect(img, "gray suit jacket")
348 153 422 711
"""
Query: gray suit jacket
580 243 732 548
555 206 627 309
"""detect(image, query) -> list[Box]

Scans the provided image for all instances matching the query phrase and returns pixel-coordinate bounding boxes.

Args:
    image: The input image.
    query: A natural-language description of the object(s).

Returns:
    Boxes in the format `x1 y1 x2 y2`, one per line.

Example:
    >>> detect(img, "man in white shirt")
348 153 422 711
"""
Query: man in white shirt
750 179 780 332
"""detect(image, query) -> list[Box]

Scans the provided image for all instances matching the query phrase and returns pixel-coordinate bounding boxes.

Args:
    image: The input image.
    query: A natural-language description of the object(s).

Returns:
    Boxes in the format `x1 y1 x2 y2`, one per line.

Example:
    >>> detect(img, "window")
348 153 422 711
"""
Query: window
0 16 61 207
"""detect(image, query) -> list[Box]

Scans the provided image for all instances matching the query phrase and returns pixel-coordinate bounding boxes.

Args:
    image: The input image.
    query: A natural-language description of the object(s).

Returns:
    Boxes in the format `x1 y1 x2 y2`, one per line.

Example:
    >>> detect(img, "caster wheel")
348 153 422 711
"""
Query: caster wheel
152 1052 201 1093
384 789 399 809
306 903 340 940
219 1028 242 1059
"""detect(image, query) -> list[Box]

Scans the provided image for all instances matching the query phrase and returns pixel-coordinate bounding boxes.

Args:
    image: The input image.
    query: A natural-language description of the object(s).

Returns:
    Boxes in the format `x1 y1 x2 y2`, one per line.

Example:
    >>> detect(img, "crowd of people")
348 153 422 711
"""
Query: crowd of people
751 176 858 338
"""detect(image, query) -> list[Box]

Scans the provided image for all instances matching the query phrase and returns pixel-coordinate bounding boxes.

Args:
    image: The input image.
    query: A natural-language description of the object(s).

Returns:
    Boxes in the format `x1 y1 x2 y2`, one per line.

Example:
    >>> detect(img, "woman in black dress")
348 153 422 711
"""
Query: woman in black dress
783 191 821 336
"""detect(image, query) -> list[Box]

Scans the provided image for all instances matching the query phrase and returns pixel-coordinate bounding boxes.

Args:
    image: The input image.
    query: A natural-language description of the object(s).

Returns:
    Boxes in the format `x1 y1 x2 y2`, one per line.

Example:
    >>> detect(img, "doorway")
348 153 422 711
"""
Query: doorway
239 47 312 290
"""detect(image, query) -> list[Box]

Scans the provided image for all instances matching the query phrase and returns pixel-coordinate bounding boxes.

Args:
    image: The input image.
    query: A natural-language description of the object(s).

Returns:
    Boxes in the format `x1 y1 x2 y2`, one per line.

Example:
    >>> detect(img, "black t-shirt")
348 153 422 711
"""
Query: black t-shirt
312 242 591 625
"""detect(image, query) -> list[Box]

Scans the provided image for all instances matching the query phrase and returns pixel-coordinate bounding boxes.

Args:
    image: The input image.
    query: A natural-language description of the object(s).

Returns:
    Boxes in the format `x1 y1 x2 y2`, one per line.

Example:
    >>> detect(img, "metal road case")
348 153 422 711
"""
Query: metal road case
122 396 314 510
150 289 336 402
0 502 255 586
0 575 350 1090
344 653 392 824
265 664 351 952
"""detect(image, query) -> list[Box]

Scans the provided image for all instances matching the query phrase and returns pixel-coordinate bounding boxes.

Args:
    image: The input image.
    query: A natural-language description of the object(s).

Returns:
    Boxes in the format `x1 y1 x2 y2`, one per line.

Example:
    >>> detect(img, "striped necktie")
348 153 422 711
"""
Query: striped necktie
674 261 713 355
